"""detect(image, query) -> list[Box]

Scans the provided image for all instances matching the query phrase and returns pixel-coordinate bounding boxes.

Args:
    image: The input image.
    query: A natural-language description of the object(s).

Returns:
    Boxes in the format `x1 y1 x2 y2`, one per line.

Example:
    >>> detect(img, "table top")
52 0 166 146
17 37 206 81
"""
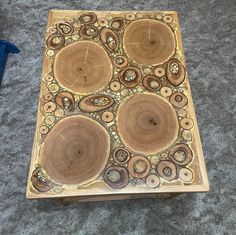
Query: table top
26 10 209 199
0 1 235 234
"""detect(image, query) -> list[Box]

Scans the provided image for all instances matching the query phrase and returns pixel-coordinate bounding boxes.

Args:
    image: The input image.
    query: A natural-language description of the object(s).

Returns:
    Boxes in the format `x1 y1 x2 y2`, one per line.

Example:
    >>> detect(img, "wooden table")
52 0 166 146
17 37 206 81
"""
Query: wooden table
26 10 209 203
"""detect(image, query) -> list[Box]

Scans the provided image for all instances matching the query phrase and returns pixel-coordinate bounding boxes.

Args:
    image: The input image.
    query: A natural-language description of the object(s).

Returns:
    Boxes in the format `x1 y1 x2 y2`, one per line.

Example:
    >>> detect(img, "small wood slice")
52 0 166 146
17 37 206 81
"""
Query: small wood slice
146 174 160 188
156 160 177 181
180 118 194 130
128 156 151 178
100 28 119 52
123 19 175 65
55 91 75 111
110 81 121 91
57 23 73 35
79 94 114 112
170 93 188 108
79 26 99 39
117 94 179 154
113 148 130 164
167 59 185 86
179 168 193 182
54 41 112 93
31 168 53 192
111 17 125 31
104 166 129 189
79 12 97 25
119 66 142 88
46 34 65 50
169 144 193 166
101 111 114 122
41 115 110 184
142 75 162 91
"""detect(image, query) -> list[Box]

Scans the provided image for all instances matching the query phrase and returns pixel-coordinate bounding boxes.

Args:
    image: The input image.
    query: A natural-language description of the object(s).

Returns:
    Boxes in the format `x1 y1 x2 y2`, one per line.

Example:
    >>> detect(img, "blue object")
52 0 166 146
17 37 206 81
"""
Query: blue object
0 40 20 87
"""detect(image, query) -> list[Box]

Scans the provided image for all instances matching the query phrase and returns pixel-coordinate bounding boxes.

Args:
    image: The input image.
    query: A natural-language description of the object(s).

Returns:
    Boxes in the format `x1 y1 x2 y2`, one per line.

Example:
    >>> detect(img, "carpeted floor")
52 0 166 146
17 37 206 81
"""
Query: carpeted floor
0 0 235 234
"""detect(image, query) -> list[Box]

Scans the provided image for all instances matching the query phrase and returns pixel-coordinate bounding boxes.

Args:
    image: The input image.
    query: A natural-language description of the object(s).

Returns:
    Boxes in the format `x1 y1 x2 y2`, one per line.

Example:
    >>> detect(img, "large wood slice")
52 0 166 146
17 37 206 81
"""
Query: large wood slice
54 41 112 93
41 116 110 184
117 94 179 154
123 19 175 65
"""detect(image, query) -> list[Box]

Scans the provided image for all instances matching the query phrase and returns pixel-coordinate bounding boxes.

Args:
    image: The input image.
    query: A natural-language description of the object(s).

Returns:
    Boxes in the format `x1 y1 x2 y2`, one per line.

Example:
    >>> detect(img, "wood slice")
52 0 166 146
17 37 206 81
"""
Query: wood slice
57 23 73 35
104 166 129 189
117 94 179 154
169 144 193 166
79 12 97 25
111 17 125 30
31 168 53 192
41 115 110 184
156 160 177 181
178 168 193 182
167 59 185 86
123 19 175 65
55 91 75 111
100 28 119 52
142 75 162 91
146 174 160 188
128 156 151 178
79 26 99 39
54 41 112 93
46 34 65 50
113 148 130 164
169 92 188 108
114 56 128 68
119 66 142 88
79 94 114 112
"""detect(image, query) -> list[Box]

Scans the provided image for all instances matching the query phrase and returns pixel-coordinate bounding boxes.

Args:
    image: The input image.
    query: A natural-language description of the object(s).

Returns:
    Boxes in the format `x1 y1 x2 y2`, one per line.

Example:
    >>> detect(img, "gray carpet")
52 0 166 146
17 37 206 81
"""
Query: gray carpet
0 0 235 234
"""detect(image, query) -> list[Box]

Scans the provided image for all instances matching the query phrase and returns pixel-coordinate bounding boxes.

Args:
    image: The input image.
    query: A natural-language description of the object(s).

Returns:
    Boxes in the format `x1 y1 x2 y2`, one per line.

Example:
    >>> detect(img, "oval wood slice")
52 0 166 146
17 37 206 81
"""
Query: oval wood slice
41 115 110 185
123 19 175 65
55 91 75 111
117 94 179 154
79 12 97 25
79 26 99 39
79 94 114 112
100 28 119 52
54 41 112 93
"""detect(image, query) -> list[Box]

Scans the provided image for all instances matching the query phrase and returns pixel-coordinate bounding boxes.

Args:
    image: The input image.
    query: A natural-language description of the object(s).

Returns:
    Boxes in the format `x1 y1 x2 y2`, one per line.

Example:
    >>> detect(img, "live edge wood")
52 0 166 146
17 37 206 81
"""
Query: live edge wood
26 10 209 202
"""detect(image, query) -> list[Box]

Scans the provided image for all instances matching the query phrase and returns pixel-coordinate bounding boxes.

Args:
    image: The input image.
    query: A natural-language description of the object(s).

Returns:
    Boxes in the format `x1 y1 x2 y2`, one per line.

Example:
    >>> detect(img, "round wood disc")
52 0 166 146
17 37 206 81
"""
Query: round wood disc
170 92 188 108
117 94 179 154
128 156 151 178
113 148 130 164
179 168 193 182
146 174 160 188
41 115 110 184
104 166 129 189
169 144 193 166
54 41 112 93
123 19 175 65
